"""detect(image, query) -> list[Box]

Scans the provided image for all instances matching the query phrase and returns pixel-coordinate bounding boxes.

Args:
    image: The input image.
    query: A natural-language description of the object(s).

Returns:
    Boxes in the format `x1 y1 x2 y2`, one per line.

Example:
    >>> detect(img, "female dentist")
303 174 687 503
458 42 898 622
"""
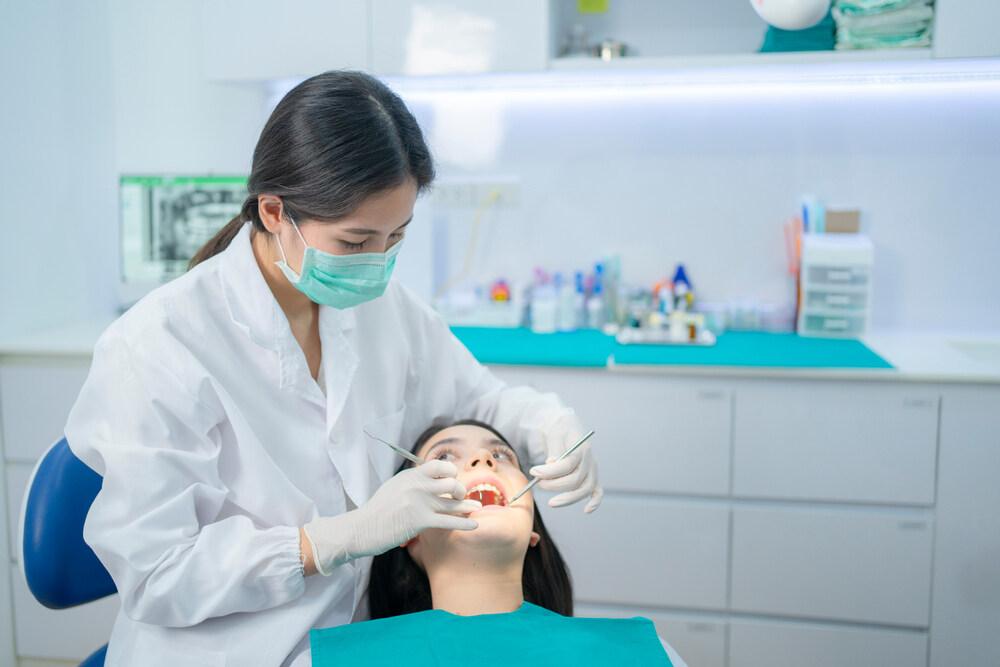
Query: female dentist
64 70 602 667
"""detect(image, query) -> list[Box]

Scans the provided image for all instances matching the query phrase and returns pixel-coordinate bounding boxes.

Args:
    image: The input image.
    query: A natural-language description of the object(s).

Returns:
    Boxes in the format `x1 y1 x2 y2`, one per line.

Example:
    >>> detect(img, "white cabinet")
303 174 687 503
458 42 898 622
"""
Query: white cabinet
932 0 1000 58
370 0 550 76
491 367 731 496
577 603 727 667
0 360 91 462
729 619 928 667
929 385 1000 666
732 382 938 505
201 0 370 80
10 564 119 661
540 496 730 611
730 506 933 627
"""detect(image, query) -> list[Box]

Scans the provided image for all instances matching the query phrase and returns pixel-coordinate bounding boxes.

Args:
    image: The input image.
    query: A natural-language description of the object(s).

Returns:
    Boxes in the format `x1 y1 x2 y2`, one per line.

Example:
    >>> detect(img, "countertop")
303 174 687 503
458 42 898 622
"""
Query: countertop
1 317 999 384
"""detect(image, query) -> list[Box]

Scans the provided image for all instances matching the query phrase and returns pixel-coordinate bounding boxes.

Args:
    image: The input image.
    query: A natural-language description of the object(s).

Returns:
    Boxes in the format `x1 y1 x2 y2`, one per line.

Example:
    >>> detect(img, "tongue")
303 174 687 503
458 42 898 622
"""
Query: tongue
469 489 503 506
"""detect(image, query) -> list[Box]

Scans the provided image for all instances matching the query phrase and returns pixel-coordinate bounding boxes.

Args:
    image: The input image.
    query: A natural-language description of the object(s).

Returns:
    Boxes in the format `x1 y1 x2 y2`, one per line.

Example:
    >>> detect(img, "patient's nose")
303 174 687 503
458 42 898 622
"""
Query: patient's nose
467 450 496 471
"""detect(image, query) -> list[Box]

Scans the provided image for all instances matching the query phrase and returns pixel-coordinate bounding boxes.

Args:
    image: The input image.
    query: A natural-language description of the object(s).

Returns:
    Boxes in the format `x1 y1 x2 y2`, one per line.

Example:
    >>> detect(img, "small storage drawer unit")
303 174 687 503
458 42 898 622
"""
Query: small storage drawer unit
797 234 874 338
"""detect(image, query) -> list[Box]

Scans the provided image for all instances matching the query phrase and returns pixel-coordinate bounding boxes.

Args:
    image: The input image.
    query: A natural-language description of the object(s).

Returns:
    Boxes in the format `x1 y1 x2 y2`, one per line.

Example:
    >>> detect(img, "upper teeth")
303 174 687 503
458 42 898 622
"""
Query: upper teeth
469 483 503 500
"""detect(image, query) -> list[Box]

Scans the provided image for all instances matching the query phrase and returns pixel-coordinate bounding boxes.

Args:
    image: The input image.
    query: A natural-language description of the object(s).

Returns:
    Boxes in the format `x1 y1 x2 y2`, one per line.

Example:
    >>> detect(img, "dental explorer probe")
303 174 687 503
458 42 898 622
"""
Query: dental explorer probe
363 430 426 466
508 430 595 505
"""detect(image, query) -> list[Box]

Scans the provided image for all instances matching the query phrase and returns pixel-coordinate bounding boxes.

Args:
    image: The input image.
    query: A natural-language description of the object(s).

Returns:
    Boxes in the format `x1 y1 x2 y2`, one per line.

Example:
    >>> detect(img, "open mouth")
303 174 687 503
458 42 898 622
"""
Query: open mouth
465 481 507 507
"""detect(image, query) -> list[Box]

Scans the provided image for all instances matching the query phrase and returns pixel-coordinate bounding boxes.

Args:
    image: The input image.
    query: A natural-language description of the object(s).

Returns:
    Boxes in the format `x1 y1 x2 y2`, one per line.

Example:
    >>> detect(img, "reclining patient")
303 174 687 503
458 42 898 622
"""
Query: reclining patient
310 420 687 666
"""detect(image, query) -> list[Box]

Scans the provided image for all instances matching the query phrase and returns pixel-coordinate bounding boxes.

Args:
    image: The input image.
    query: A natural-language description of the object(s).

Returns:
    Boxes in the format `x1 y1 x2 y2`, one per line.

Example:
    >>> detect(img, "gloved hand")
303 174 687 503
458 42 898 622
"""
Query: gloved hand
302 460 481 576
534 412 603 513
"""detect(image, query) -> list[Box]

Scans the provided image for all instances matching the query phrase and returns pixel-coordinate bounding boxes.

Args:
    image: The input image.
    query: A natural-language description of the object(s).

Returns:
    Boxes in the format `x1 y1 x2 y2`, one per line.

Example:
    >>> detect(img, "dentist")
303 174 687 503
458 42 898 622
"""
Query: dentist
65 70 601 667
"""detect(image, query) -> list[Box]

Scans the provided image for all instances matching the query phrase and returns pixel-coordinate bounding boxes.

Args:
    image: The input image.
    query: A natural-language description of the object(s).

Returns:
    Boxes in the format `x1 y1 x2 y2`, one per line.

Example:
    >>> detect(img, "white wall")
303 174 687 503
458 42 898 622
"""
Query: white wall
0 0 117 339
407 76 1000 334
1 2 998 337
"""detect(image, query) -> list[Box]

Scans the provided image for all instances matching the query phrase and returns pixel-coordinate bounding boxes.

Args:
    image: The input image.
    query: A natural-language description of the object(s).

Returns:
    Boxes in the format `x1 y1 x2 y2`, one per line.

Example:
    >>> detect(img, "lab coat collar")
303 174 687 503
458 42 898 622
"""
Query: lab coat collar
219 224 358 405
219 224 357 350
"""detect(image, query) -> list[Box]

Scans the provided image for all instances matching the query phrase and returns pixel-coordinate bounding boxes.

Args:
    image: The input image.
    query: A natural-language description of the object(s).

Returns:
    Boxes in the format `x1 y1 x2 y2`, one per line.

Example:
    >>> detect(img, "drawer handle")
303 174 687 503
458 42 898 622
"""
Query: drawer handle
823 318 849 330
898 520 928 531
827 270 853 282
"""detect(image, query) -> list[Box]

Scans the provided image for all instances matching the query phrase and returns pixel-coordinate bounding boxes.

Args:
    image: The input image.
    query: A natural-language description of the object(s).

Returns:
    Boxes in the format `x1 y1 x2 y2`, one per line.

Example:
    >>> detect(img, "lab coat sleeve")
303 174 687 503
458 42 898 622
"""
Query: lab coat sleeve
407 291 573 467
65 333 305 628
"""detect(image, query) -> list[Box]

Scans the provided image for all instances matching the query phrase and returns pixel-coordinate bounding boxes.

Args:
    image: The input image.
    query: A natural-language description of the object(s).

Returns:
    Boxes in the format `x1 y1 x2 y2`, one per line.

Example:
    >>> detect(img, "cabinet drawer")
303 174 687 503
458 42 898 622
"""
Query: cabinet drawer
540 495 729 610
576 604 725 667
11 563 119 660
732 383 938 505
803 289 868 312
490 367 732 496
729 619 927 667
804 265 870 287
730 506 933 627
0 360 91 462
798 312 867 337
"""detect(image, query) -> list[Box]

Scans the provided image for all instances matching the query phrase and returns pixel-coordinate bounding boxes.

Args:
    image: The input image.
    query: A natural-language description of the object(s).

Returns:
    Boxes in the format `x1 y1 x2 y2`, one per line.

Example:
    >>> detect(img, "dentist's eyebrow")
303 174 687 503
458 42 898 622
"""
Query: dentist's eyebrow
342 217 412 236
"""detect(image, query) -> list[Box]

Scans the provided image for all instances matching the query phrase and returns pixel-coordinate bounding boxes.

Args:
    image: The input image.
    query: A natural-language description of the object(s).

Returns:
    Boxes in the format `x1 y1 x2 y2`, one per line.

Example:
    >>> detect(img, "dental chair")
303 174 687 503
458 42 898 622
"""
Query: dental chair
20 437 115 667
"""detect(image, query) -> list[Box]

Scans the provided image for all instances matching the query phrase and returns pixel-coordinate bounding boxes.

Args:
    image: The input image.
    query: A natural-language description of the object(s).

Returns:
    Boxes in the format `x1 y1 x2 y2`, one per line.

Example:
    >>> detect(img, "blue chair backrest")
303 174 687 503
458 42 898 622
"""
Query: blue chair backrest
22 438 116 608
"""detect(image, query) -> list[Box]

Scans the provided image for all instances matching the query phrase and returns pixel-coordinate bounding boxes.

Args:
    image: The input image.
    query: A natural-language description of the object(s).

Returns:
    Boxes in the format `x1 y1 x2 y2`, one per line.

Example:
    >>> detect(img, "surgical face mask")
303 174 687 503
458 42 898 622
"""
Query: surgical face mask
274 216 403 309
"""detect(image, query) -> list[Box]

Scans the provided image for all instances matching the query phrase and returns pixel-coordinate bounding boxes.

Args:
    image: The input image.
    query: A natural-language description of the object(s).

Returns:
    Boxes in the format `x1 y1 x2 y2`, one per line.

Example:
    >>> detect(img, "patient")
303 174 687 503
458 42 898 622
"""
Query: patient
310 420 687 666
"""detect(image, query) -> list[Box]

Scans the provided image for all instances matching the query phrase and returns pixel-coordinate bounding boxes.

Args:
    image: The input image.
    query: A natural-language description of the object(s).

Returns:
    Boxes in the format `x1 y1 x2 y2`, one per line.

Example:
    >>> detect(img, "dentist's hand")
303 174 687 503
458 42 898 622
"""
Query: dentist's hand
534 413 603 513
302 460 481 576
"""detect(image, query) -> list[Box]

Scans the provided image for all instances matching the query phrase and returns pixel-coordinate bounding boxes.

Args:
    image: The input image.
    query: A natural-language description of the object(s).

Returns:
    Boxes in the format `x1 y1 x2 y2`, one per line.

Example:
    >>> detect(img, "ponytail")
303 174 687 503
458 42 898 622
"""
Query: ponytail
187 196 263 270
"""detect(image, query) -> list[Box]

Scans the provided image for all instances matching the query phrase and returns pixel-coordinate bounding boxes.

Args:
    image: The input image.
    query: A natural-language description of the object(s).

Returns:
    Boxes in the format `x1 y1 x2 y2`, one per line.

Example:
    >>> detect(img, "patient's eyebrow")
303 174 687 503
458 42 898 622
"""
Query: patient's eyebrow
428 437 464 449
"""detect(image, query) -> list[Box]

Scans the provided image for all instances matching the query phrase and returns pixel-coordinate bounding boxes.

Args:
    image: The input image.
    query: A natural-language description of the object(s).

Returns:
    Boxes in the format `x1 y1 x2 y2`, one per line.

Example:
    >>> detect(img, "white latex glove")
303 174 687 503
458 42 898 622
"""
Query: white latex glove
533 412 603 513
302 460 481 576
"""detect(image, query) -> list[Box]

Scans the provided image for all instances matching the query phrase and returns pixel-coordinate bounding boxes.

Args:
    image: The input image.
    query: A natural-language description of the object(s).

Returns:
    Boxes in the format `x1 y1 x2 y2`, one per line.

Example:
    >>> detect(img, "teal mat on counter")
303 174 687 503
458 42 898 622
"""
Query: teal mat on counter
451 328 894 369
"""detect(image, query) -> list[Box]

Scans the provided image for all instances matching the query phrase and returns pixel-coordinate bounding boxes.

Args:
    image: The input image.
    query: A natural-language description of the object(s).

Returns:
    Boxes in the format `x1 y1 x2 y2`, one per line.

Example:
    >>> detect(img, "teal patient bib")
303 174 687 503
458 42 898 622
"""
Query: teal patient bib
310 602 672 666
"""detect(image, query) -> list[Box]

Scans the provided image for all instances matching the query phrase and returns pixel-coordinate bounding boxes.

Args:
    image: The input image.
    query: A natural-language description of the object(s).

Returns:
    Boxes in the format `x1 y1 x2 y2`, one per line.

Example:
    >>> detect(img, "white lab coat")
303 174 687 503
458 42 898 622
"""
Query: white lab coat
64 224 569 666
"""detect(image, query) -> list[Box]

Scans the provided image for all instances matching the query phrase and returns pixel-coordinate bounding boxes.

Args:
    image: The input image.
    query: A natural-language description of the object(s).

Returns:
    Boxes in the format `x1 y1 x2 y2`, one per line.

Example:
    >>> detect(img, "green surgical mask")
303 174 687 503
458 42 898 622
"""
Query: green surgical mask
274 216 403 309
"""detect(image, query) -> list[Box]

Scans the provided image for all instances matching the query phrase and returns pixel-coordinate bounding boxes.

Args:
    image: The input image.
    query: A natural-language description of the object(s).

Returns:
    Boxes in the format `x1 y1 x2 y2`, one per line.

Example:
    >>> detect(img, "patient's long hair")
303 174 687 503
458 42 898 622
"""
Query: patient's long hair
367 419 574 619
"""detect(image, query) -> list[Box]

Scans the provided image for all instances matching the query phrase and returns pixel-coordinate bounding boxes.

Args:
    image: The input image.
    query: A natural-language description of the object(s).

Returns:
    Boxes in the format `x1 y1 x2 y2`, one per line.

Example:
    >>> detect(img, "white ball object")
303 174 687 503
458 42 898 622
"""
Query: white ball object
749 0 831 30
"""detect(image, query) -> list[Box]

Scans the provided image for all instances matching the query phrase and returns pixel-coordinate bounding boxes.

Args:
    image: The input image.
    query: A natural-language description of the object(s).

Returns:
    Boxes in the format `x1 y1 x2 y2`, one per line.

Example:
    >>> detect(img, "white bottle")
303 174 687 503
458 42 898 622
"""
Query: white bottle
586 285 606 330
555 274 578 332
530 284 558 334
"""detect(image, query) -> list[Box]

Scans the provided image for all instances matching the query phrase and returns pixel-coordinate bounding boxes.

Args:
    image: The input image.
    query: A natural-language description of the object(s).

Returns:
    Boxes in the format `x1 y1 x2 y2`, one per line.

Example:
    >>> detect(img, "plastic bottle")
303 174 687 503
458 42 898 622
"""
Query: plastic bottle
555 273 578 332
586 282 606 330
529 273 557 334
573 272 587 329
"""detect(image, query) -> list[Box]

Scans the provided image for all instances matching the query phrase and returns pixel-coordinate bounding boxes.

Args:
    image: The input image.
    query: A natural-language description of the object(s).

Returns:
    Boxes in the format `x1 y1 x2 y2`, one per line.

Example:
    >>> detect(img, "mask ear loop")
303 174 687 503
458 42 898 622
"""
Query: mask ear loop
275 210 308 266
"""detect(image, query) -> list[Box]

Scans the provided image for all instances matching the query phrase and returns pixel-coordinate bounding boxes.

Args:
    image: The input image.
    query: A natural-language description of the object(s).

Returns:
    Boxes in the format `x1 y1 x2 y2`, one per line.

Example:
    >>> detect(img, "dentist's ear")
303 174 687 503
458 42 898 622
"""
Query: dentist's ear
529 531 540 548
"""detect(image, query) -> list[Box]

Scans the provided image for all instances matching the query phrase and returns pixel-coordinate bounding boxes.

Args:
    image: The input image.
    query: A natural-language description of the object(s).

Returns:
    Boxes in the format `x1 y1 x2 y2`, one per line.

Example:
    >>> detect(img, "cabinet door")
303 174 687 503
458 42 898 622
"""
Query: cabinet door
732 382 938 505
490 367 732 496
576 603 726 667
201 0 369 80
933 0 1000 58
729 619 928 667
930 386 1000 667
370 0 549 75
10 564 119 661
730 506 933 627
539 495 729 611
0 360 91 462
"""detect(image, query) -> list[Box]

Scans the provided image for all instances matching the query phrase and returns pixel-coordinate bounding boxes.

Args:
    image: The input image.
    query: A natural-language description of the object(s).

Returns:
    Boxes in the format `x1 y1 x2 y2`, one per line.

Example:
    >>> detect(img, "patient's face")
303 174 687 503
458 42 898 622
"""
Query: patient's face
408 424 539 564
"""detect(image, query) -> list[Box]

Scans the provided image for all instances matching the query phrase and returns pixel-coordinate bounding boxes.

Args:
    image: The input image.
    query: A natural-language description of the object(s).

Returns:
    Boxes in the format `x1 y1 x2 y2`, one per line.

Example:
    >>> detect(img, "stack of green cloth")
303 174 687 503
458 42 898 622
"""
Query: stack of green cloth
833 0 934 49
760 10 836 53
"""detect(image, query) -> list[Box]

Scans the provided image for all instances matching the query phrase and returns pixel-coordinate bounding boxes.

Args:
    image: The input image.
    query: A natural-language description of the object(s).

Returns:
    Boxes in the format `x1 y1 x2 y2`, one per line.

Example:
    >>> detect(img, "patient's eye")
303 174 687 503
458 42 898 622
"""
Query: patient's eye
491 445 516 463
429 446 457 462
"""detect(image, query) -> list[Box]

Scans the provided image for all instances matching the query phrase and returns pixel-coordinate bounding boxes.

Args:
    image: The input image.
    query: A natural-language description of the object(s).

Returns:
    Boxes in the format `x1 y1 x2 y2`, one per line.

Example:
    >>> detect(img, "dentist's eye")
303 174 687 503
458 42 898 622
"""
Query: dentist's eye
342 240 366 252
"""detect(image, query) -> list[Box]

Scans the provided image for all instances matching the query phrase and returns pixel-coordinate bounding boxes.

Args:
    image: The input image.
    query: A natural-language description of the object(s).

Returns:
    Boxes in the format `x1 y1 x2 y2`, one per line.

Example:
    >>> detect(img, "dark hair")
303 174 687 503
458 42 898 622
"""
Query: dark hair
368 420 574 619
189 70 435 269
